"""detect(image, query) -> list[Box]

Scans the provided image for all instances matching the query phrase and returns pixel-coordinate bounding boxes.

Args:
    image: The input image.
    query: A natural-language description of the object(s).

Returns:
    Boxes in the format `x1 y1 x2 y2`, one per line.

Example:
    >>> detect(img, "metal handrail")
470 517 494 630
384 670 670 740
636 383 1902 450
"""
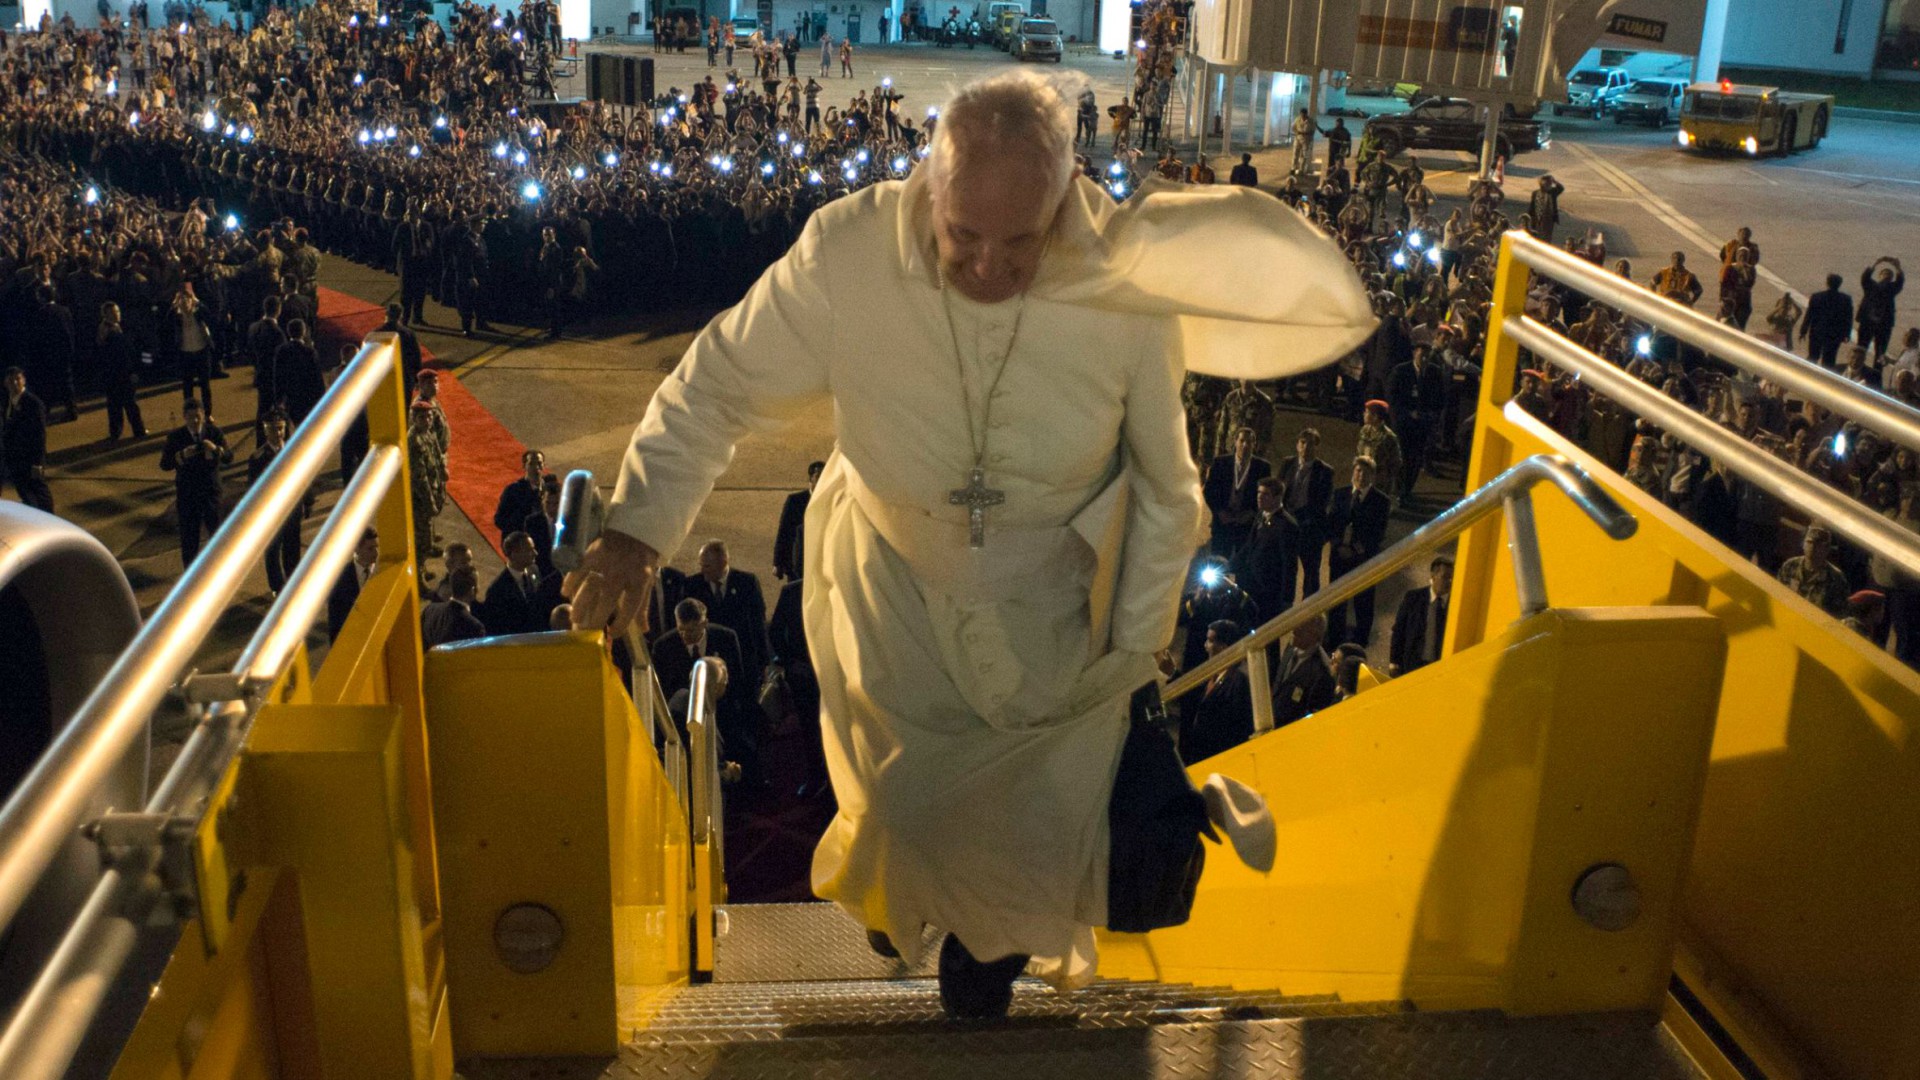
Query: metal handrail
1166 454 1636 703
0 336 408 1080
1506 232 1920 458
1505 315 1920 581
0 332 402 944
686 658 724 867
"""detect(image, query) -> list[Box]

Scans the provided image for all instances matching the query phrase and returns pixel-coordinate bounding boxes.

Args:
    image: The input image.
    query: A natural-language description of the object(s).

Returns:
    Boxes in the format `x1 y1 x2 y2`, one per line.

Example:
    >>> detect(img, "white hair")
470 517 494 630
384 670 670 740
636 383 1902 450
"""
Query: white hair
929 69 1076 201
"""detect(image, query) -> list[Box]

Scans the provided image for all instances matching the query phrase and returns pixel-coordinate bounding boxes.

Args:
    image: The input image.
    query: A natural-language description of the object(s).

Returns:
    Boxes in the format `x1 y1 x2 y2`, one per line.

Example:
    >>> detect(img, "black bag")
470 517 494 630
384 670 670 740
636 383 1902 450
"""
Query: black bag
1106 681 1218 934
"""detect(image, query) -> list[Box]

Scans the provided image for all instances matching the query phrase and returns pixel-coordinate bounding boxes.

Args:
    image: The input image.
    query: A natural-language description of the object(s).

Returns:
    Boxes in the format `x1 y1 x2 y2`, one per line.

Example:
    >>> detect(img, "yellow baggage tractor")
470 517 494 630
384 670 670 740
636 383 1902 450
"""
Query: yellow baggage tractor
1677 80 1832 156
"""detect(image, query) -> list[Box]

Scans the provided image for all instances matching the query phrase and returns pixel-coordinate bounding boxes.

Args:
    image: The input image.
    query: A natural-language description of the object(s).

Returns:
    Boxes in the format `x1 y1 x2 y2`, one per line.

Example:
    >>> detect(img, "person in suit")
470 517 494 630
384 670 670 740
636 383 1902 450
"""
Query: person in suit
494 449 546 544
427 542 475 603
1179 619 1253 763
159 397 232 565
480 531 550 636
681 539 771 689
1 367 54 513
247 296 286 434
376 303 424 389
1203 426 1271 556
1228 152 1259 187
1325 457 1392 646
422 566 488 647
96 304 147 442
1276 428 1334 597
24 287 77 423
1799 273 1854 368
1231 477 1296 625
1389 556 1453 677
773 460 825 581
768 575 827 792
651 597 758 777
524 473 563 578
247 409 307 597
326 528 381 641
1179 557 1259 673
1385 346 1447 500
272 320 328 426
1270 613 1336 728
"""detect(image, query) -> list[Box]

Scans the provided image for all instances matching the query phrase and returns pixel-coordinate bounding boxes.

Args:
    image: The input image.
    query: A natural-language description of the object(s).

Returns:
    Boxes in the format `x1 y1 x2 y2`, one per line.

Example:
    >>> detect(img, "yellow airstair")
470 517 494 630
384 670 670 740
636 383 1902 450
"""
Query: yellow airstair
0 232 1913 1080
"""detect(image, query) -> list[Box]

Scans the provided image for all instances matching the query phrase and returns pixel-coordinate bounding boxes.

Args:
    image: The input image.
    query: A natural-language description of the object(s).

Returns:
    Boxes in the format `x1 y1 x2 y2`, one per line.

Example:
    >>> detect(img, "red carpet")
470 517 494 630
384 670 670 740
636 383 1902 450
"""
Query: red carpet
316 287 526 557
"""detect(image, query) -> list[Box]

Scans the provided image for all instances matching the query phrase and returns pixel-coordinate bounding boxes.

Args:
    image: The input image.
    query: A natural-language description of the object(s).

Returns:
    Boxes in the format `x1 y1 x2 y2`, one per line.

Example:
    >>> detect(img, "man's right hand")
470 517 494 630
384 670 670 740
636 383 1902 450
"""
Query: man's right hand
564 527 660 637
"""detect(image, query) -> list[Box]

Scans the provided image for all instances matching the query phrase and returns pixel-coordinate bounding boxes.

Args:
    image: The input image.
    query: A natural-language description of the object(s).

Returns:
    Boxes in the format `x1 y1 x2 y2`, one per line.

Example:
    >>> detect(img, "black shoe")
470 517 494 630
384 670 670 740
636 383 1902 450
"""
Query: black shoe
937 933 1026 1020
866 929 899 958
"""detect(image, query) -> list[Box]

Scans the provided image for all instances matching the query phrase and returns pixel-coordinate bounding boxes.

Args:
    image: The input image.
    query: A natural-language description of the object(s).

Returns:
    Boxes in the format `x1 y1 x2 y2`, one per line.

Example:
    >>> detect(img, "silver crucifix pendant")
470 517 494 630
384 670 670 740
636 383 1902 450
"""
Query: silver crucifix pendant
948 466 1006 549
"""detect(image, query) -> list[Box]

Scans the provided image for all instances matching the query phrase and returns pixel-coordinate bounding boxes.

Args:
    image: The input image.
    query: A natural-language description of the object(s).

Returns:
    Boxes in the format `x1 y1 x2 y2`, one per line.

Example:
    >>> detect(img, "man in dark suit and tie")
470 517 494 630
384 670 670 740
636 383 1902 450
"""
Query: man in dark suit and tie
1390 556 1453 677
1798 273 1853 368
494 449 546 545
1271 614 1337 728
1179 619 1253 764
1232 477 1297 626
326 528 381 641
681 539 771 690
651 597 759 778
1325 457 1392 646
773 460 824 581
480 531 550 636
1385 345 1448 500
159 397 232 566
1276 428 1334 597
1204 426 1271 557
523 474 563 578
421 566 488 647
1 367 54 513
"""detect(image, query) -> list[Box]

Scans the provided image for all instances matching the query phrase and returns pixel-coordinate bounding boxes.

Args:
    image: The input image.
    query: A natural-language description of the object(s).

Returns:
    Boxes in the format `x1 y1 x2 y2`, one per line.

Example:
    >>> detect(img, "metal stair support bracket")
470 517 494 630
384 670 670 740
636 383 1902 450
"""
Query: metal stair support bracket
1165 453 1635 704
0 335 410 1080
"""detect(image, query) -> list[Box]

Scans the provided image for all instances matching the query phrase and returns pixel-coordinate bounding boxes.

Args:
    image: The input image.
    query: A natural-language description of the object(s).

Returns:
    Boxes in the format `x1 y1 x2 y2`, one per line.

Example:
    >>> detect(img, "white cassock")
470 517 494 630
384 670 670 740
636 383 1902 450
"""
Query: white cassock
606 168 1374 989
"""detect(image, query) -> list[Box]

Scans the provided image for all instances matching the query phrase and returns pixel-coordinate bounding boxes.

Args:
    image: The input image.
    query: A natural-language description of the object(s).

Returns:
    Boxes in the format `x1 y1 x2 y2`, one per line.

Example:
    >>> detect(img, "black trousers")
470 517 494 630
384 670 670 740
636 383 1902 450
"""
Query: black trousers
106 381 146 439
1325 546 1378 646
179 349 213 414
263 515 302 594
177 493 222 567
1860 320 1894 359
2 459 54 513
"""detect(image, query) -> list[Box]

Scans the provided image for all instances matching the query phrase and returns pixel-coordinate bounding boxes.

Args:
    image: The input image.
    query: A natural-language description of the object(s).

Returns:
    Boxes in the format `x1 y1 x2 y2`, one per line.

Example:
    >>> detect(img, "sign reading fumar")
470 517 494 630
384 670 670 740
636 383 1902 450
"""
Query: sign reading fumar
1606 13 1667 44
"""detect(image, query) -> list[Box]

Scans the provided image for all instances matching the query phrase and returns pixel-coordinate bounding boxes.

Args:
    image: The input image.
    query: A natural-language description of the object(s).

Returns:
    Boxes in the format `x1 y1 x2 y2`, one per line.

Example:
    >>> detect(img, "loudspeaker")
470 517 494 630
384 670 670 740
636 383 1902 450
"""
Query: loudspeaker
621 56 654 106
587 52 612 102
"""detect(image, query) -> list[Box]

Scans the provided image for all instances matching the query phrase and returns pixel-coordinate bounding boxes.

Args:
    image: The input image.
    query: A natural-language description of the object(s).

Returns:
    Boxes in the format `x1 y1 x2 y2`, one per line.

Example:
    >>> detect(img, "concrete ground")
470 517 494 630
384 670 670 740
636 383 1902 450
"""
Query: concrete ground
23 44 1920 744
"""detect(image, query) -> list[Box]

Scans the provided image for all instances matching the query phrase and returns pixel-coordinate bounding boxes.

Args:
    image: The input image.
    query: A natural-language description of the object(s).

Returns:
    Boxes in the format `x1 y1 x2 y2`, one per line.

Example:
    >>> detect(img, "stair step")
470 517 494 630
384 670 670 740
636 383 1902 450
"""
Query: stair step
599 1008 1708 1080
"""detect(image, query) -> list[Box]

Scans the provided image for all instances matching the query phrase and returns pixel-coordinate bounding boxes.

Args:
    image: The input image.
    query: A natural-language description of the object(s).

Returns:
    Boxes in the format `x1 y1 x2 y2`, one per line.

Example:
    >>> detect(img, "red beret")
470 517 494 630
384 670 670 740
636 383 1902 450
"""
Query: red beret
1364 399 1389 411
1521 369 1547 380
1849 589 1885 604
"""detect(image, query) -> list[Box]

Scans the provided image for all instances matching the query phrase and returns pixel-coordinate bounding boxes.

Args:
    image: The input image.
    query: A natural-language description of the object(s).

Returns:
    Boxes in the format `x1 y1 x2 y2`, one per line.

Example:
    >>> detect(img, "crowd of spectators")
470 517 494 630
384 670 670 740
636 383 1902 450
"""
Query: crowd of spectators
1 0 1914 785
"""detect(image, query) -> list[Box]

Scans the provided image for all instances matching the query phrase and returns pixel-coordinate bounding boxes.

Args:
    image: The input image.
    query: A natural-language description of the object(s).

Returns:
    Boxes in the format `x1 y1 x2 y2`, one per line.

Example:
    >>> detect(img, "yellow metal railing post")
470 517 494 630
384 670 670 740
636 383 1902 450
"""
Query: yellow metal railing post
1449 235 1531 654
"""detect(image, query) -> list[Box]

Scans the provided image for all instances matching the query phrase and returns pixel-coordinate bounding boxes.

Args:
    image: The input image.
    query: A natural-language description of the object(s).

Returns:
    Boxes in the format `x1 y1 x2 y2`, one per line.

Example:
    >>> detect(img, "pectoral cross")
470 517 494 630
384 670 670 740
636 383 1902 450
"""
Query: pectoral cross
948 466 1005 550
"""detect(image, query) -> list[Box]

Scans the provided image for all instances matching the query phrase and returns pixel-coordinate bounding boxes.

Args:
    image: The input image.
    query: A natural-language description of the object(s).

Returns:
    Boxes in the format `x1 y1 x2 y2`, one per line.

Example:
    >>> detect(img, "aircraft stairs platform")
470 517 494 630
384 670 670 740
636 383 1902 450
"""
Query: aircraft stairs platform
455 901 1710 1080
0 235 1913 1080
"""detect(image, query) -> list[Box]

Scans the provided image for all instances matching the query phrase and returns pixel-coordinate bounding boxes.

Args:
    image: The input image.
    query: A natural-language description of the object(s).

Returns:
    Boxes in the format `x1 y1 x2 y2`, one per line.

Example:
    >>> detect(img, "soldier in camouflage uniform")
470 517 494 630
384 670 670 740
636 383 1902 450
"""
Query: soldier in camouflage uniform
1355 400 1404 503
1215 380 1276 460
1182 373 1231 465
408 399 450 559
1776 524 1851 617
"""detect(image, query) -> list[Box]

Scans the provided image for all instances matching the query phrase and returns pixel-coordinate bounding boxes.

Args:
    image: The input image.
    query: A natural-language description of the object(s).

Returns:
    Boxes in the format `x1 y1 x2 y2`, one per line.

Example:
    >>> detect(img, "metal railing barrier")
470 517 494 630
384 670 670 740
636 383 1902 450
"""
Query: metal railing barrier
0 333 409 1080
1165 454 1637 721
686 658 725 870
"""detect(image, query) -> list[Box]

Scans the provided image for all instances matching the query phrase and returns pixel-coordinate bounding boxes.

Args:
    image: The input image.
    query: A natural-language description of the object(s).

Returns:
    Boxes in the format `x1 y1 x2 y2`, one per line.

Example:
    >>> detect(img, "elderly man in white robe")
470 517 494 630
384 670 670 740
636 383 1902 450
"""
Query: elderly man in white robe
569 70 1374 1018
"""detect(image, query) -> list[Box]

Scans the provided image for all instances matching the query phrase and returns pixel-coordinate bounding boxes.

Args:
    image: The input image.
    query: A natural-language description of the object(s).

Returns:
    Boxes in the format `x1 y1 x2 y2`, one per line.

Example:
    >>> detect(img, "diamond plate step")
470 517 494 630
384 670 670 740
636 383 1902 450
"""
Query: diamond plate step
645 977 1359 1040
713 902 942 982
592 1007 1705 1080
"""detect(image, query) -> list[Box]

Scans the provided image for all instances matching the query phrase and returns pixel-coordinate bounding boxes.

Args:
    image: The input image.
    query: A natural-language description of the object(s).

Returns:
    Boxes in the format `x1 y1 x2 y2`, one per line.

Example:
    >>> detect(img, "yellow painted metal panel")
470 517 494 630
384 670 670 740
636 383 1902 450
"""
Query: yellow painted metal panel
1458 405 1920 1080
1099 608 1724 1016
1456 237 1920 1079
109 871 288 1080
425 633 689 1058
239 704 439 1080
